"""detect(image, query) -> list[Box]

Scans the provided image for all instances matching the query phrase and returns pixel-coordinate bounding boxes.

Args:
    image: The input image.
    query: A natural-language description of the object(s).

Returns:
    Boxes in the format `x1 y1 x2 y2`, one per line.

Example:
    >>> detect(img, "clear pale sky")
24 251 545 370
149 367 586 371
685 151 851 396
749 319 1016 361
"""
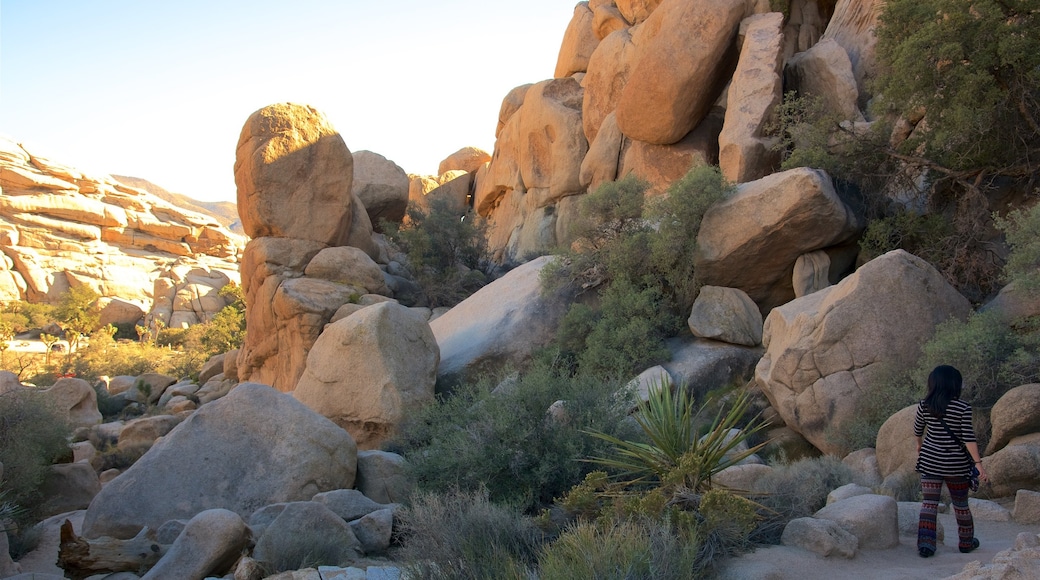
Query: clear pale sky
0 0 575 202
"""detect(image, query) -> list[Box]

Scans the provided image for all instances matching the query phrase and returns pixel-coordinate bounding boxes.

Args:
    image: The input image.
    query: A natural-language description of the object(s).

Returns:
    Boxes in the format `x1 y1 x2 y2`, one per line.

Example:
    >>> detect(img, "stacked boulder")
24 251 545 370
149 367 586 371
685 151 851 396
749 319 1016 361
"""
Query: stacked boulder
473 0 881 265
233 103 390 392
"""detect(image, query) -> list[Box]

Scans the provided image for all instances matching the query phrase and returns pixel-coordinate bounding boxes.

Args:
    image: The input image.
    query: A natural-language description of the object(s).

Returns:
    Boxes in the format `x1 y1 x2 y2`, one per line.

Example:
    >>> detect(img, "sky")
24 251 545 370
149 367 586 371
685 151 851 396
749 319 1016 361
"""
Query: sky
0 0 576 202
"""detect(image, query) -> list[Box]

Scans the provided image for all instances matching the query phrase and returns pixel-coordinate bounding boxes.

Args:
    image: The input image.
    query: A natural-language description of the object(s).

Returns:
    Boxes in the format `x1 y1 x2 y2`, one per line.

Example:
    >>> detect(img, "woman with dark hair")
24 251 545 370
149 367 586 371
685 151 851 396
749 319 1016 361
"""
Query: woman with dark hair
914 365 989 558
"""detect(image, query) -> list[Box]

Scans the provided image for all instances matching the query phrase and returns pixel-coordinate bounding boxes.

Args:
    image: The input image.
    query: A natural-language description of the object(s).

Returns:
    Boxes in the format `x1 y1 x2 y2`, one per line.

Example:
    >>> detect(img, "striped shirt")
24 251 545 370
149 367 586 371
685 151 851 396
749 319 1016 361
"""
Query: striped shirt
914 398 976 477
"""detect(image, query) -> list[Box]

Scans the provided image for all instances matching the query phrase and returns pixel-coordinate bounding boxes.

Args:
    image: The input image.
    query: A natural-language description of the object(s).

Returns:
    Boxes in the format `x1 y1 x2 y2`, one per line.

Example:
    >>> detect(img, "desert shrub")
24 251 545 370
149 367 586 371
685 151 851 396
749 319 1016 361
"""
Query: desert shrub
0 390 72 523
914 310 1040 411
385 197 493 307
647 164 733 312
393 361 638 512
997 201 1040 292
398 488 542 580
538 517 701 580
857 210 954 265
68 329 164 382
567 279 677 379
751 456 856 526
544 166 729 378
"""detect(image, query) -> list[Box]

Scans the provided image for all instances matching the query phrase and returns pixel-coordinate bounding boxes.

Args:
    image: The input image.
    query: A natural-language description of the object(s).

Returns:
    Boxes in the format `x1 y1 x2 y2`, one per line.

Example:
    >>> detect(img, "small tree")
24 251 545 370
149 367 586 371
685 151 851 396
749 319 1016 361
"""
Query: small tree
54 286 101 352
0 319 12 368
40 333 59 366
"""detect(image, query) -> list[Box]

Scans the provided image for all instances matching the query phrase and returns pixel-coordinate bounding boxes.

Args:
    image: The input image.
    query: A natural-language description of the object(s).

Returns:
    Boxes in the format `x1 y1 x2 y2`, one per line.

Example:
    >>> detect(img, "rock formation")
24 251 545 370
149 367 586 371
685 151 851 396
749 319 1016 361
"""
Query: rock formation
233 103 394 391
755 250 972 455
0 135 243 326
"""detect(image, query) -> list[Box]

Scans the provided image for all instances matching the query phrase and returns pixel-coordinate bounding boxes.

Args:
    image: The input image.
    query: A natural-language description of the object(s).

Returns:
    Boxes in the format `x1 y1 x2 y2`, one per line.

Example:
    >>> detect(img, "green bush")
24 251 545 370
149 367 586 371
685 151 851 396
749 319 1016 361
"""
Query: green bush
392 361 638 512
538 518 701 580
857 210 953 266
0 390 72 523
997 202 1040 292
647 164 733 313
569 279 677 379
398 488 542 580
385 197 493 307
751 456 856 526
915 309 1040 410
544 166 729 379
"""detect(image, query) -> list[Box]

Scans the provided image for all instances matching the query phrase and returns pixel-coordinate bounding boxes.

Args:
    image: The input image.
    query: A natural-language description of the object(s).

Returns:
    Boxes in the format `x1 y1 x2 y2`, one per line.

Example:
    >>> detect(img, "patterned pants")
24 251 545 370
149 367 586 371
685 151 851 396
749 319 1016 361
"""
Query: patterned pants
918 475 974 552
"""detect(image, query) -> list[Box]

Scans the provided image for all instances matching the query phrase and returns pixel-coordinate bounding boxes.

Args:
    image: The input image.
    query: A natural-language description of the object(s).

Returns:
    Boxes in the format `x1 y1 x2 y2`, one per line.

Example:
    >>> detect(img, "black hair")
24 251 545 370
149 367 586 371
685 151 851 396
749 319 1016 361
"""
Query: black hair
923 365 963 416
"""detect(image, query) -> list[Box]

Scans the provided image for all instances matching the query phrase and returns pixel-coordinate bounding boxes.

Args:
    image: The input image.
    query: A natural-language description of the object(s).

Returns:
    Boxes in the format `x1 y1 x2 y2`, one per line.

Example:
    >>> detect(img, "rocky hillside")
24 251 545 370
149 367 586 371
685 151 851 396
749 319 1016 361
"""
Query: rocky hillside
110 175 244 236
0 135 245 328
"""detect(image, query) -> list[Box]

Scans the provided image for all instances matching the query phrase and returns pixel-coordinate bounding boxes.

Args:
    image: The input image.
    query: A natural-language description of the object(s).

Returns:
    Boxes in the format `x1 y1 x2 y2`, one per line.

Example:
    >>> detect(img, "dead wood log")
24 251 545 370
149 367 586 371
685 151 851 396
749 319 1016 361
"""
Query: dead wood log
58 519 169 580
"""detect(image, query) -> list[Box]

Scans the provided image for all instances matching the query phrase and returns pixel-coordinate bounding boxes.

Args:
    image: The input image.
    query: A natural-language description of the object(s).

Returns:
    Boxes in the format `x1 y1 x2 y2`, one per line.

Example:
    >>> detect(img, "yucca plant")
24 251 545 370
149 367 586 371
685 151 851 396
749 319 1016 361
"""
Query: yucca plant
583 382 769 494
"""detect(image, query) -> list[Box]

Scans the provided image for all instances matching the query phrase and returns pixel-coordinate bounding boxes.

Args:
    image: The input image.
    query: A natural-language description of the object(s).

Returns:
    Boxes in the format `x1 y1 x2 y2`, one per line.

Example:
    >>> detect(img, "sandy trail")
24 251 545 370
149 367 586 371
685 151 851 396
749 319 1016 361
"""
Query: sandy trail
718 509 1039 579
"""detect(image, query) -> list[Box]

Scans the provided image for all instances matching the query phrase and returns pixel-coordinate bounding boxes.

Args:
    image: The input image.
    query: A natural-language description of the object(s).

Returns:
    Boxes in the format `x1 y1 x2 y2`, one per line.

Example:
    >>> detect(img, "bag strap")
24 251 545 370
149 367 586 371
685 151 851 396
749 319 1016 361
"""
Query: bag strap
935 414 972 460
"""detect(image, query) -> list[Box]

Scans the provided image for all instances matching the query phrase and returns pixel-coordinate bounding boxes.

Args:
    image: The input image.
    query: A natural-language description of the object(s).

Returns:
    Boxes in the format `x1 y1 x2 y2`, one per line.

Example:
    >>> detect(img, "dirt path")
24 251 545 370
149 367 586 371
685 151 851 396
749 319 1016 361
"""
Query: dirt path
718 511 1039 579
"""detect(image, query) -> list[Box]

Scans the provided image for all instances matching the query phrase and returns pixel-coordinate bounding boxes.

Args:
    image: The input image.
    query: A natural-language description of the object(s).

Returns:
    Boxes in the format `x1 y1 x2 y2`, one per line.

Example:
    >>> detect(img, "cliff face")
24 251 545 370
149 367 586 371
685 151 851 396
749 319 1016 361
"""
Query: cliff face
0 135 244 327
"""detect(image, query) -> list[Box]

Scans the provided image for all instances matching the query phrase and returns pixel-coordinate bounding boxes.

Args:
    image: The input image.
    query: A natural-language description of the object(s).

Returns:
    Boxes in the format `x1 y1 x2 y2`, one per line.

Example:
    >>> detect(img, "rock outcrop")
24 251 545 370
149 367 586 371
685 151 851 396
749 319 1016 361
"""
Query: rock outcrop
695 167 863 312
430 256 572 382
756 250 972 455
233 104 395 391
0 135 243 325
294 302 439 449
81 383 358 539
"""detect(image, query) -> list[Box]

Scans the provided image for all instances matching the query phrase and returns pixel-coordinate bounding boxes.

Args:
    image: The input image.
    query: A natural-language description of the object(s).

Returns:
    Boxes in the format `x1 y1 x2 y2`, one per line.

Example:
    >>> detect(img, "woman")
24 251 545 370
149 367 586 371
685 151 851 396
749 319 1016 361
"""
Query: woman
914 365 989 558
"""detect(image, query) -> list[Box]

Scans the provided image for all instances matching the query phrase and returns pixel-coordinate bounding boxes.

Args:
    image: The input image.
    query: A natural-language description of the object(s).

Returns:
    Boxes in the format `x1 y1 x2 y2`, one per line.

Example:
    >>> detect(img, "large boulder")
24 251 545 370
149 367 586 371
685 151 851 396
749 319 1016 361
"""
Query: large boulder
616 0 663 24
695 167 863 311
982 432 1040 497
140 509 249 580
237 237 360 391
430 256 572 382
813 494 899 549
234 103 354 245
821 0 884 107
518 78 588 202
580 112 624 192
687 285 763 346
785 38 863 122
554 2 598 78
581 28 637 144
303 246 390 297
356 450 412 505
81 383 358 539
351 151 409 229
294 302 439 450
617 109 724 195
987 384 1040 455
251 502 362 567
661 336 762 401
781 516 858 558
39 377 101 428
39 463 101 517
615 0 744 145
756 251 972 455
875 405 918 481
438 146 491 176
719 12 784 183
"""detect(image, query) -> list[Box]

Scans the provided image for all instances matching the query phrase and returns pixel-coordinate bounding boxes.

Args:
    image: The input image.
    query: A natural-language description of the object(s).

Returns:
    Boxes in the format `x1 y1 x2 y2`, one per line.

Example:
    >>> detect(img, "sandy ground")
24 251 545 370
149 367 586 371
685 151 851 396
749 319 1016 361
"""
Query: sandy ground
717 510 1040 580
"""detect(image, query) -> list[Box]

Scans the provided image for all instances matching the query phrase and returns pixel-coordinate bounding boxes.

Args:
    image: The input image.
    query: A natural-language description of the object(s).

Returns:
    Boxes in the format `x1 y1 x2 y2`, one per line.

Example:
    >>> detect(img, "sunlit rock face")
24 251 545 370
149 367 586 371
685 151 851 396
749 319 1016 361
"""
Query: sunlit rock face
0 134 243 327
233 103 395 392
234 102 355 246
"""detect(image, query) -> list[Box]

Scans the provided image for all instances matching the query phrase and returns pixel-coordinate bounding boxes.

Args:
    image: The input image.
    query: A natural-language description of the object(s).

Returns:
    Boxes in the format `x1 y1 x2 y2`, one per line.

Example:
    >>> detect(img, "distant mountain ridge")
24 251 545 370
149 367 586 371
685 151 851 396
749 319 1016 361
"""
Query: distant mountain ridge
111 175 243 235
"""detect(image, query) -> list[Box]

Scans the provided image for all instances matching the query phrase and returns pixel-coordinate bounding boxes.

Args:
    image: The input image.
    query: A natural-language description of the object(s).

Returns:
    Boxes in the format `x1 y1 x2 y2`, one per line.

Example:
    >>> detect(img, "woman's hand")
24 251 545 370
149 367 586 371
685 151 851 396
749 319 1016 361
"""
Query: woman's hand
978 464 989 482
